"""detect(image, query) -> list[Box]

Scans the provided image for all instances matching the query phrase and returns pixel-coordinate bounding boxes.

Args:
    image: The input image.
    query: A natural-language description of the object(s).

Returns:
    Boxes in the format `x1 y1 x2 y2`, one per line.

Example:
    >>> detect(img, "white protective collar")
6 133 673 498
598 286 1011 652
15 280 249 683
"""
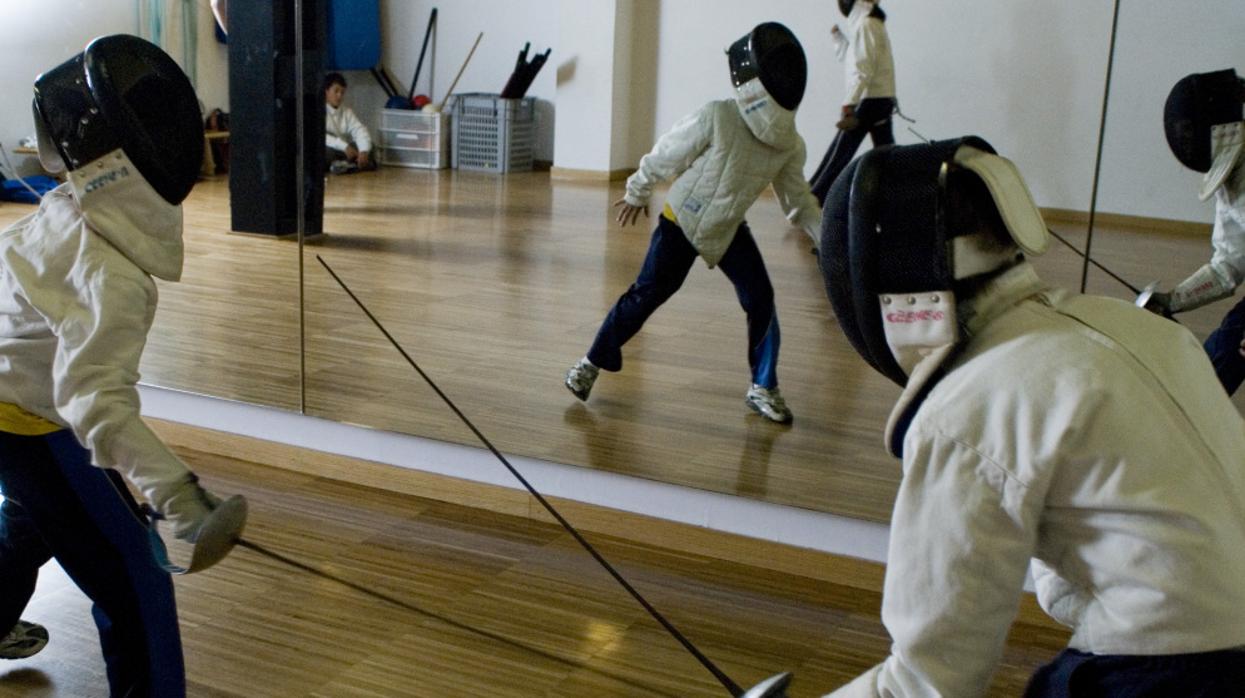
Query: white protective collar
734 76 797 147
1201 121 1244 202
67 149 185 282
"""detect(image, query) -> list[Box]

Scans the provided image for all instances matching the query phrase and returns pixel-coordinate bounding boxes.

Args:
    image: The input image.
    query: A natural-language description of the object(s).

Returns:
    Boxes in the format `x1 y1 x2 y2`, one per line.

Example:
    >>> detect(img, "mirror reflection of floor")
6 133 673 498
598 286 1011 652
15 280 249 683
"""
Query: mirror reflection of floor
0 169 1234 525
0 446 1067 697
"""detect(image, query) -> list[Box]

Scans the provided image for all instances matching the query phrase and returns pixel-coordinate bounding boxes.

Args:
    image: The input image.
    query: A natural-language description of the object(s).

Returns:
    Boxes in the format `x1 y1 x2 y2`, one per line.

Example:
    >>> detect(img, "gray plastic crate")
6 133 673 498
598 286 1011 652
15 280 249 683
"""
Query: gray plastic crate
450 93 535 173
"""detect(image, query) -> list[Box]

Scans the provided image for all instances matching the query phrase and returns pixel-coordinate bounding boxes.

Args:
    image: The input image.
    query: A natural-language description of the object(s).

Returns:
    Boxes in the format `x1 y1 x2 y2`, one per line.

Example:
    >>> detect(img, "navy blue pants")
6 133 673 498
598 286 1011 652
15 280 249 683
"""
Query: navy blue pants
0 430 184 697
809 97 896 207
1204 296 1245 395
1024 647 1245 697
587 216 781 389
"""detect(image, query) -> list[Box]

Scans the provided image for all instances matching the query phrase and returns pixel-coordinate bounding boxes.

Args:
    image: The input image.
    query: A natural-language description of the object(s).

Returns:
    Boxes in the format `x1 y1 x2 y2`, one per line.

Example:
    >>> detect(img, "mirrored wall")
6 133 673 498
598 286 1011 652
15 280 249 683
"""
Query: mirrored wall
5 2 1240 525
0 2 302 412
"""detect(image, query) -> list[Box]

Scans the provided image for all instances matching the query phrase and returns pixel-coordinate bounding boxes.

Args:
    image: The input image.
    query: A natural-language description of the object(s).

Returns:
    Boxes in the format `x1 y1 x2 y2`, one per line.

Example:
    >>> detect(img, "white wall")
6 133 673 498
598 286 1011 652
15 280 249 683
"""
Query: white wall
648 1 1114 216
0 2 228 178
1098 2 1245 221
5 2 1237 221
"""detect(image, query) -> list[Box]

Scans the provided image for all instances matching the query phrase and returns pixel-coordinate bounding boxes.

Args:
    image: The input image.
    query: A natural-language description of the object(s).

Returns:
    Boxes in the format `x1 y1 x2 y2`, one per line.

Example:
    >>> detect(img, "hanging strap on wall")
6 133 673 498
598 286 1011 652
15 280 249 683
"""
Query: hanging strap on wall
134 0 197 89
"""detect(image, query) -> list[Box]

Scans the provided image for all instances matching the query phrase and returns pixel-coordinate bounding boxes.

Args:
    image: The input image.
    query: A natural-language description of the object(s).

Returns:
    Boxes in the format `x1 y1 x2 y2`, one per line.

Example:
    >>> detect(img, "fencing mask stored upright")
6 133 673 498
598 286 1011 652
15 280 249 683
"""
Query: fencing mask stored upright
727 22 807 111
820 137 1050 388
33 34 203 206
1164 69 1244 174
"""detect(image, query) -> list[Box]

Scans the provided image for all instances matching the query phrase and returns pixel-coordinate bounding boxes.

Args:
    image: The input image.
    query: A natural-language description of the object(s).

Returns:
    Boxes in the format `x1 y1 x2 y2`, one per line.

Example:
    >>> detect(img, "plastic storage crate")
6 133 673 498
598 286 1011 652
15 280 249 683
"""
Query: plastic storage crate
451 93 535 173
379 109 448 169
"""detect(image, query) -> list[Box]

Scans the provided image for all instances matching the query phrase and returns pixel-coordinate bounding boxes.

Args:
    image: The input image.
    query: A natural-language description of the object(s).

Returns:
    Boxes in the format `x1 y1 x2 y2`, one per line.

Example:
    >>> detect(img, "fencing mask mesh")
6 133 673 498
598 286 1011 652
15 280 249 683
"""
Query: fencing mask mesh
33 35 203 205
1164 69 1244 173
727 22 807 111
820 137 1048 387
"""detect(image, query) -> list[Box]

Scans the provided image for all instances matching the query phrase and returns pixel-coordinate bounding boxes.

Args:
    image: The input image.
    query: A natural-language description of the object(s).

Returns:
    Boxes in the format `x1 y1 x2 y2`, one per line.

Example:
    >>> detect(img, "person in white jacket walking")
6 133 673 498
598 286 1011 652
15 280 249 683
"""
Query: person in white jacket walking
1143 69 1245 395
809 0 896 207
0 36 246 695
563 23 821 424
324 72 375 173
818 137 1245 697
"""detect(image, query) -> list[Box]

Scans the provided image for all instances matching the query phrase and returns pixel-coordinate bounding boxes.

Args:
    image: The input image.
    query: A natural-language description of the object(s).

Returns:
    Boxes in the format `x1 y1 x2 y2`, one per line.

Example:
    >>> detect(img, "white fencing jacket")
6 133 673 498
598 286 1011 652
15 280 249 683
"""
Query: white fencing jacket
325 103 372 153
829 263 1245 697
842 2 896 106
622 78 821 267
0 164 193 513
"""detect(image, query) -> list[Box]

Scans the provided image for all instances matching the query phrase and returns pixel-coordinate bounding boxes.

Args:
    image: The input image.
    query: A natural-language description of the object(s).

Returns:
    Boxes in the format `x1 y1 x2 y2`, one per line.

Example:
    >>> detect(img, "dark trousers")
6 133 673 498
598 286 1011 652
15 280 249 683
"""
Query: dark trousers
587 216 781 388
0 430 184 697
1025 647 1245 697
809 97 896 206
1204 296 1245 395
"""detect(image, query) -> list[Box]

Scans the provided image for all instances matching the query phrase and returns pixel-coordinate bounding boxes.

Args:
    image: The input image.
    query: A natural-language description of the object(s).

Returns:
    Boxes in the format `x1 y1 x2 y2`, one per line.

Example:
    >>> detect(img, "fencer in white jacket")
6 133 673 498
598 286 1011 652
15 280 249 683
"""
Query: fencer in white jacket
0 178 210 524
565 23 820 424
1147 103 1245 394
821 138 1245 696
0 35 245 694
809 0 897 206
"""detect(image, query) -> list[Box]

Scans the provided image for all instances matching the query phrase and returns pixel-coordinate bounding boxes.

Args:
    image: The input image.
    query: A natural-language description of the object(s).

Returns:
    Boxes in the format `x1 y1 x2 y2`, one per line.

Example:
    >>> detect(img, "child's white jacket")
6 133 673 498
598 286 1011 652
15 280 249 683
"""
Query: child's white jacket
0 166 192 513
623 78 822 267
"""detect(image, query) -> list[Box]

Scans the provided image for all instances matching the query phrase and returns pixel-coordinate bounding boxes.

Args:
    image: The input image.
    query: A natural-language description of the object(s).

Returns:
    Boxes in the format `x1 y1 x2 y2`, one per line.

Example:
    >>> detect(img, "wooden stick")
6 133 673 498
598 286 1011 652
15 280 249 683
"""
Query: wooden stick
434 32 484 113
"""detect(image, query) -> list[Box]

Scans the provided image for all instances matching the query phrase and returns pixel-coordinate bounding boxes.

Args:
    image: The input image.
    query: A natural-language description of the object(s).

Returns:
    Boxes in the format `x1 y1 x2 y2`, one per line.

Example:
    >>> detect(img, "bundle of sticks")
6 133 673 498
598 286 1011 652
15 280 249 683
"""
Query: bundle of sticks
499 42 551 99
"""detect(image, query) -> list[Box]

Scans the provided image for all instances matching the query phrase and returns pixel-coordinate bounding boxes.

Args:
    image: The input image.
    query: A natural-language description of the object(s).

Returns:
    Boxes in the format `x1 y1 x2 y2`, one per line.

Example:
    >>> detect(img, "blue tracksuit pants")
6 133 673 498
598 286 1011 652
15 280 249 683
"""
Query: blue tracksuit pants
587 215 781 389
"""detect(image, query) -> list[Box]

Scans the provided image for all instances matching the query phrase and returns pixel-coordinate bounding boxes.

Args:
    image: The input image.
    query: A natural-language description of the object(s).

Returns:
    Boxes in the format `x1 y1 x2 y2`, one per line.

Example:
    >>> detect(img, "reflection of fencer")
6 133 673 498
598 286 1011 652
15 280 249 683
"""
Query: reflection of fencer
564 22 821 424
1142 69 1245 394
808 0 896 207
0 36 247 695
819 138 1245 696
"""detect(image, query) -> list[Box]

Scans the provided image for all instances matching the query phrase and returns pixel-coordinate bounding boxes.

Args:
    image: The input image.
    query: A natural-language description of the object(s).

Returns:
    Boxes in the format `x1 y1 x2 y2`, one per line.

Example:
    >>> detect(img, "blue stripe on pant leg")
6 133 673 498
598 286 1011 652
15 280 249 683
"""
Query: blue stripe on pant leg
751 315 781 389
717 223 780 389
43 431 185 698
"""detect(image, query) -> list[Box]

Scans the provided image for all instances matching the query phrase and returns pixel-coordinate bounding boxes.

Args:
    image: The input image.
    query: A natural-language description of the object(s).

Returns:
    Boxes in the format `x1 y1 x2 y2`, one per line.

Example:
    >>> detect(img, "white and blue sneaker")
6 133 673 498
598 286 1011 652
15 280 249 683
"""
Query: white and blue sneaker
564 358 599 401
746 384 793 423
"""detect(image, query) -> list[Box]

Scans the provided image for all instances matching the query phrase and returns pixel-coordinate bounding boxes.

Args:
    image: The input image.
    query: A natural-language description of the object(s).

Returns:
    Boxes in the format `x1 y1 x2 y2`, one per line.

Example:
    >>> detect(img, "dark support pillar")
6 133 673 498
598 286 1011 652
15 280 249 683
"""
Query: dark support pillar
227 0 325 236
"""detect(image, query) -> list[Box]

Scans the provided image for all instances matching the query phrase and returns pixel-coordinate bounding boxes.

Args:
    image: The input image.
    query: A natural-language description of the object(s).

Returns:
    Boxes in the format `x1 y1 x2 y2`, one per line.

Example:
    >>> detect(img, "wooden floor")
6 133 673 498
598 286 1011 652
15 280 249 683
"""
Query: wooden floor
0 169 1235 524
0 446 1068 697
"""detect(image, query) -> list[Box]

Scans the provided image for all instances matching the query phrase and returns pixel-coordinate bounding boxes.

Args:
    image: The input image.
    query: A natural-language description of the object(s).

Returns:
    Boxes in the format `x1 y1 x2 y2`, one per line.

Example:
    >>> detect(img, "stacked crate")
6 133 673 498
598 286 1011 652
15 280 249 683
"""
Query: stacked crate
450 93 535 173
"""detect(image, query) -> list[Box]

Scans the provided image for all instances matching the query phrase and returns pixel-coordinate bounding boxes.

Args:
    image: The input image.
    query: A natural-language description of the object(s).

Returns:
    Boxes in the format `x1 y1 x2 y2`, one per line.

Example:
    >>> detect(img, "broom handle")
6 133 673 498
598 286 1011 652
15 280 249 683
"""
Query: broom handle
436 32 483 112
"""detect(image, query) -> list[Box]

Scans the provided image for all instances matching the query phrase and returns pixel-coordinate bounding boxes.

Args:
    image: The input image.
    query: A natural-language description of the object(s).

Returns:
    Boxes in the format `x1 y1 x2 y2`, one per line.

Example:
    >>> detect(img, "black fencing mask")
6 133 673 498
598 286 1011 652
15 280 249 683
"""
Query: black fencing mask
33 34 203 206
1164 69 1244 174
727 22 807 111
820 137 1050 388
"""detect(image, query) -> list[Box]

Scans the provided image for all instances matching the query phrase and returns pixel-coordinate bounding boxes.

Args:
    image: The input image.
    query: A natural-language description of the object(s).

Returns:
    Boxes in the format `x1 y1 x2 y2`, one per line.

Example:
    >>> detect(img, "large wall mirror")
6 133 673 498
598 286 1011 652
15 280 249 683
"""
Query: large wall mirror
0 2 302 412
4 2 1238 529
297 0 1160 525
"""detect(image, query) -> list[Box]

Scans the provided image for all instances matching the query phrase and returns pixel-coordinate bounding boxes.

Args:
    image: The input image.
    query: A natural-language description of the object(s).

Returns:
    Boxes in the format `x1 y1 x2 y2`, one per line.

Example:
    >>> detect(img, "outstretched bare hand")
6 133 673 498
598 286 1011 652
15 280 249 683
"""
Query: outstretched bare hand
613 198 649 228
